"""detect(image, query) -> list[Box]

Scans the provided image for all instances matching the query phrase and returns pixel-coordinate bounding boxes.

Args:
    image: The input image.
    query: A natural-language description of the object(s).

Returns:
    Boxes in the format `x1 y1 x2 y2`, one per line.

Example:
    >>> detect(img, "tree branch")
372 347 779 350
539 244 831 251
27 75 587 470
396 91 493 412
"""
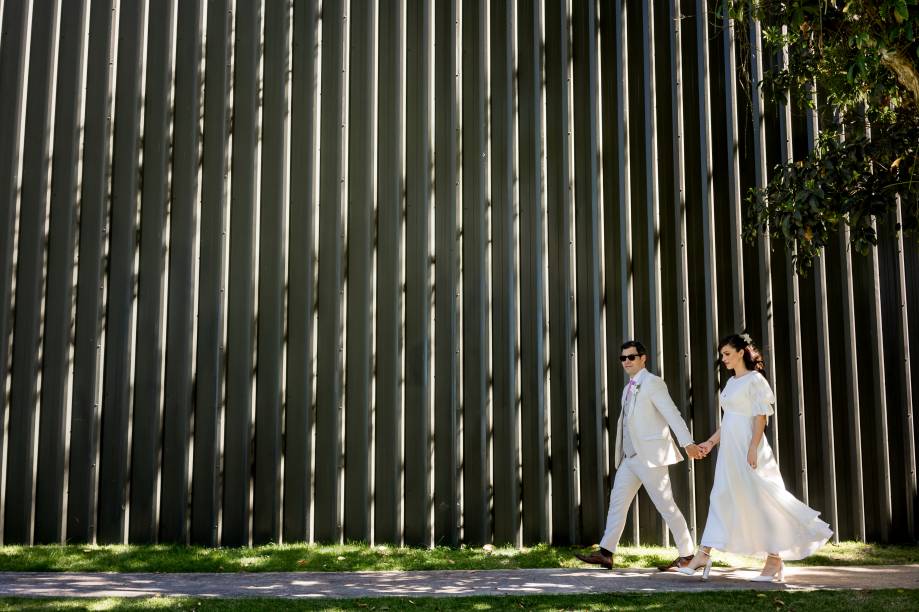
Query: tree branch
881 49 919 109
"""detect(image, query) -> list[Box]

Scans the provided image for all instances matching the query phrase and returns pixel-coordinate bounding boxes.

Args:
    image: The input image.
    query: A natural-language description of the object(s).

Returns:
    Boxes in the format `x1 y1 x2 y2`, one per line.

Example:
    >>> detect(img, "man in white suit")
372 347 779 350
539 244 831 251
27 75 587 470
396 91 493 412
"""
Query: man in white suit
576 340 704 571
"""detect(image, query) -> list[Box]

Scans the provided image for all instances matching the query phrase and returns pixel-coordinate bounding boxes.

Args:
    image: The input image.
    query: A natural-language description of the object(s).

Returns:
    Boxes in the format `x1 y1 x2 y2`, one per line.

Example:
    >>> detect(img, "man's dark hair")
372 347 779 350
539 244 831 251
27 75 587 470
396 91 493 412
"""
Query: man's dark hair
620 340 646 355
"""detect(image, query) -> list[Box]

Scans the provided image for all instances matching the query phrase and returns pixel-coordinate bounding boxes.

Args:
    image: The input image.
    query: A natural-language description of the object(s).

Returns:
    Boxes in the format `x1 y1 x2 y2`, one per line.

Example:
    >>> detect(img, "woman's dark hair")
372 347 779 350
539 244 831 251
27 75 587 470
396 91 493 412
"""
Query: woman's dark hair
718 333 766 376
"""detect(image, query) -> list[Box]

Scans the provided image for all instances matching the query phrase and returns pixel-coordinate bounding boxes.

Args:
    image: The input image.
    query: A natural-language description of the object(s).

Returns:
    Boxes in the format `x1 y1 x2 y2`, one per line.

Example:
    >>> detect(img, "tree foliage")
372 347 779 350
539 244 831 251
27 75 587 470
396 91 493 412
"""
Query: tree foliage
730 0 919 272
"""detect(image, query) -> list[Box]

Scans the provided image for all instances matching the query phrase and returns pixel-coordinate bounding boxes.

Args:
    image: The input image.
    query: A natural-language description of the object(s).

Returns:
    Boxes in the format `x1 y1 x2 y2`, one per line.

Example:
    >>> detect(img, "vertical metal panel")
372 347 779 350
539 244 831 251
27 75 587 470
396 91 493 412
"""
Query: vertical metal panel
806 92 839 542
4 0 59 544
622 0 647 545
344 0 376 542
907 241 919 535
878 211 911 537
343 0 374 544
571 0 605 541
461 0 490 545
775 41 808 500
747 16 779 459
694 0 719 442
284 0 319 544
625 0 647 351
222 0 261 547
599 0 631 472
600 0 637 544
656 0 696 543
721 14 744 331
489 0 518 546
706 5 736 336
732 33 757 334
839 225 866 540
403 0 433 548
0 0 31 507
34 0 88 544
159 0 203 545
640 0 667 546
765 129 793 477
314 0 347 543
191 0 231 547
96 0 147 545
694 0 719 440
374 0 405 543
544 0 576 545
827 237 854 537
375 0 404 545
875 234 906 535
894 206 917 539
516 0 547 546
813 257 840 540
433 0 460 546
626 0 652 545
252 0 289 545
129 0 176 544
68 0 115 544
864 225 893 540
653 0 676 369
877 206 915 541
797 125 822 514
679 0 719 524
641 0 662 372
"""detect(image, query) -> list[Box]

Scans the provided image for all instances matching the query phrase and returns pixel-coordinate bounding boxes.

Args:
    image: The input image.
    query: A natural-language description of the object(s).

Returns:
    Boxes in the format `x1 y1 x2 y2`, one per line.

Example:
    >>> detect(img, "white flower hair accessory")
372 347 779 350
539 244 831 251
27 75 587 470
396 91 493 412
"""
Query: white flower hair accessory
740 333 753 345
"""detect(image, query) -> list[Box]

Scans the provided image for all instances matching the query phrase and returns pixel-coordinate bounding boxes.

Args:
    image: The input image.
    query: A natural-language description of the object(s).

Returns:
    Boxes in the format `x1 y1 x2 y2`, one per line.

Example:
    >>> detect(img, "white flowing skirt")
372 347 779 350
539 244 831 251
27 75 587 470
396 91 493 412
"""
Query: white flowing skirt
700 411 832 559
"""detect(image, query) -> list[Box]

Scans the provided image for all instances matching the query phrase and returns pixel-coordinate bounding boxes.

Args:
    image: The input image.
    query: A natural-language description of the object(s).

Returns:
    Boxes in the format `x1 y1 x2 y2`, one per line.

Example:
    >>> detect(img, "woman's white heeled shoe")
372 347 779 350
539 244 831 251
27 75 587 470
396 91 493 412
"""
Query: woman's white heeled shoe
677 553 713 580
749 559 785 582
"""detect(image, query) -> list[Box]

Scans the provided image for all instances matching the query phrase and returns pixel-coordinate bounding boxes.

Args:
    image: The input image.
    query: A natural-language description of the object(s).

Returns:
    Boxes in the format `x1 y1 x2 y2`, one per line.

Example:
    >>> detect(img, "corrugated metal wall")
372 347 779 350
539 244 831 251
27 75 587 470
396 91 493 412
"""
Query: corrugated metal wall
0 0 916 547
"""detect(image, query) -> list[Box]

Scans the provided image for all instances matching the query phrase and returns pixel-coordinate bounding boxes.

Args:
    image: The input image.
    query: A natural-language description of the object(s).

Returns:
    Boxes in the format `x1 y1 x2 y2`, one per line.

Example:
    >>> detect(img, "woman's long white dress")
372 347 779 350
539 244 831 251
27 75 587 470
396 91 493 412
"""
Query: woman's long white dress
699 372 832 559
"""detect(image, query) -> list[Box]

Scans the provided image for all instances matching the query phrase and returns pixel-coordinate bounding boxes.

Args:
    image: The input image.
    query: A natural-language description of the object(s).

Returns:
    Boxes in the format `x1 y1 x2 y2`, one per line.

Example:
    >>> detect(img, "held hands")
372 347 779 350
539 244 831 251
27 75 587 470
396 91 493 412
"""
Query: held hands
687 438 720 460
685 443 705 460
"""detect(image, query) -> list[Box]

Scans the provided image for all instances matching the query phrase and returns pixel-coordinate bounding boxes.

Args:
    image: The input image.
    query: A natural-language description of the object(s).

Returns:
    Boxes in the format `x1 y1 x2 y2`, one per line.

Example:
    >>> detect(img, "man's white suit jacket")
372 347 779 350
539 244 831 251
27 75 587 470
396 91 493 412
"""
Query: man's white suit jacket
614 370 693 470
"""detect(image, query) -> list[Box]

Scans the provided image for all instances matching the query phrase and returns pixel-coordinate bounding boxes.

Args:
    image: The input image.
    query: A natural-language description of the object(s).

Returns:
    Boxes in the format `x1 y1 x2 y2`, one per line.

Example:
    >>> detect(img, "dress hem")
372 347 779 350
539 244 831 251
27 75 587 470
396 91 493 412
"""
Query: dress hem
700 532 832 561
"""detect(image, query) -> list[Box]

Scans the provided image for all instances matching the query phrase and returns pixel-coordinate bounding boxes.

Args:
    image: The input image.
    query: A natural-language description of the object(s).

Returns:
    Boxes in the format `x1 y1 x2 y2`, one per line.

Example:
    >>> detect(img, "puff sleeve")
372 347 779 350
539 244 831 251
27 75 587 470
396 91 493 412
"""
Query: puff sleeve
747 372 775 416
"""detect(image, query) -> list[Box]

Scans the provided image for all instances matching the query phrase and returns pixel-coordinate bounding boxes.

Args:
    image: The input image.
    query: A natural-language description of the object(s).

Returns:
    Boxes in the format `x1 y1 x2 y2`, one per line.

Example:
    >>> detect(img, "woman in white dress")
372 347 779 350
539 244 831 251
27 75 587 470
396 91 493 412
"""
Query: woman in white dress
678 333 833 582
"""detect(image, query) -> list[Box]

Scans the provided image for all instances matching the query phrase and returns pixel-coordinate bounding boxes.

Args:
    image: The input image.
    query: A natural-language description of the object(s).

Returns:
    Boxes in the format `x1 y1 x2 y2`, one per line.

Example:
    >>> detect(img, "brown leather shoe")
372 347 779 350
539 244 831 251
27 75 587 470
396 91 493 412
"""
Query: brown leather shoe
574 551 613 570
658 554 694 572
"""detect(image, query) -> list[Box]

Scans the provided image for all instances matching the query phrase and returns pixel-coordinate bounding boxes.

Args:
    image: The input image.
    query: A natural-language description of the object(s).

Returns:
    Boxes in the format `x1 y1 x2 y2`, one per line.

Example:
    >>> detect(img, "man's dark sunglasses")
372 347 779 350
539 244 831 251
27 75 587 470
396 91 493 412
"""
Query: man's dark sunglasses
619 354 643 362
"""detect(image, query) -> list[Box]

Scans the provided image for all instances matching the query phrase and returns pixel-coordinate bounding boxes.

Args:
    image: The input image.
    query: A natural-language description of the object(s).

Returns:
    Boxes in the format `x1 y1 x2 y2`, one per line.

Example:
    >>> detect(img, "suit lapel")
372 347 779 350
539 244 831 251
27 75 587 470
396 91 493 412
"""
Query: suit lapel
618 381 636 466
624 372 647 418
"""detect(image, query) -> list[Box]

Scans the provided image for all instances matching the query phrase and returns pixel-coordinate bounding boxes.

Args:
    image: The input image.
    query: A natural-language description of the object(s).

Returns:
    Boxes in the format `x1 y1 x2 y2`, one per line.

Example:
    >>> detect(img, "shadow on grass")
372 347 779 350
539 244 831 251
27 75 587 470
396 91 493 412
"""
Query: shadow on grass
0 541 916 573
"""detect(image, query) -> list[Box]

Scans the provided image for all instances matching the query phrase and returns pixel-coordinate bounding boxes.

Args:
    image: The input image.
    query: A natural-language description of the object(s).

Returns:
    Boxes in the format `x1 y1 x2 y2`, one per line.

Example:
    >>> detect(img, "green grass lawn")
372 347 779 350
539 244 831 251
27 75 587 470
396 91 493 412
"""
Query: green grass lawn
0 541 916 573
2 590 919 611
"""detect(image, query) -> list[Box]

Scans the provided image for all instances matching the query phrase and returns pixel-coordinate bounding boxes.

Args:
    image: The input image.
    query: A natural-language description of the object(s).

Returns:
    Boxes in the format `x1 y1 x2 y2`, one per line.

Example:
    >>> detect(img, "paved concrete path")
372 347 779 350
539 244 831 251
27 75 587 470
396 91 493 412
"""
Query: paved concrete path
2 565 919 599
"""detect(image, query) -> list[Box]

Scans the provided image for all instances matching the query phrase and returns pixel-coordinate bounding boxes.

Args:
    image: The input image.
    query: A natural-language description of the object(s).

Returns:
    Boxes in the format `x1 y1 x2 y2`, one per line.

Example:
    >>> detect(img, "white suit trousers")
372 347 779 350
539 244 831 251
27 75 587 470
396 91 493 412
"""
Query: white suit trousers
599 456 694 556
